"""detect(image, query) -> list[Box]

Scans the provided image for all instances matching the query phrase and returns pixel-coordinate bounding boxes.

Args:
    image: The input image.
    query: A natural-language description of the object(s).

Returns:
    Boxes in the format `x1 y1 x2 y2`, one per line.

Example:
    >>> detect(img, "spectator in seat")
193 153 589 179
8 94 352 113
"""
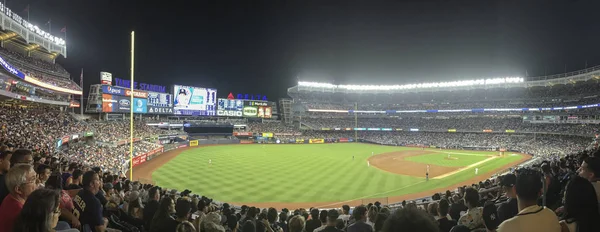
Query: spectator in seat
175 199 193 230
320 209 342 232
305 208 322 232
497 173 518 223
144 186 161 229
36 164 52 188
227 214 239 232
577 156 600 205
314 210 329 232
373 213 388 232
46 173 81 229
457 187 483 230
150 197 177 232
193 200 209 232
347 205 373 232
381 207 438 232
497 169 561 232
177 221 196 232
10 149 33 166
437 199 457 232
67 169 83 189
338 205 351 223
288 216 305 232
13 188 78 232
448 195 467 221
0 150 12 204
73 170 107 232
277 212 288 232
559 176 600 232
0 164 36 232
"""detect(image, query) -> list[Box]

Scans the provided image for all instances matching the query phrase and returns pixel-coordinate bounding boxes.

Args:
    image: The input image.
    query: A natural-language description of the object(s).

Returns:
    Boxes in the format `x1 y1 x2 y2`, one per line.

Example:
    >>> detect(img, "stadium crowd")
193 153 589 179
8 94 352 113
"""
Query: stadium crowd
92 121 176 143
60 142 162 173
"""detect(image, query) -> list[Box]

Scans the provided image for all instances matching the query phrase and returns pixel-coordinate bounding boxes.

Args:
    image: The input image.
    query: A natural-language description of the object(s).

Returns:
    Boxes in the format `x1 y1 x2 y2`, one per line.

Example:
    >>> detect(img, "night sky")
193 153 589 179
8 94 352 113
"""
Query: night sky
11 0 600 100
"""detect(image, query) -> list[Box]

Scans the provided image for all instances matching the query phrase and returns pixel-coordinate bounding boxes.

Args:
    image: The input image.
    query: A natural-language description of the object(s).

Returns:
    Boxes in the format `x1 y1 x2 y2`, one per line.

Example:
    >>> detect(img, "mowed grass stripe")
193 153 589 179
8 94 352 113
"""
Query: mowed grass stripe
151 144 518 203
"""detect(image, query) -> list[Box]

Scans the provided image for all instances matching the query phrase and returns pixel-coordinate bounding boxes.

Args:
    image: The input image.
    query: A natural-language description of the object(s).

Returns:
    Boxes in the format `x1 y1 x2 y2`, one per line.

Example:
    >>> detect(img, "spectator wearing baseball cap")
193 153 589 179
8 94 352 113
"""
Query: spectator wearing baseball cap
306 208 322 232
578 156 600 205
497 169 561 232
482 202 500 231
497 173 518 223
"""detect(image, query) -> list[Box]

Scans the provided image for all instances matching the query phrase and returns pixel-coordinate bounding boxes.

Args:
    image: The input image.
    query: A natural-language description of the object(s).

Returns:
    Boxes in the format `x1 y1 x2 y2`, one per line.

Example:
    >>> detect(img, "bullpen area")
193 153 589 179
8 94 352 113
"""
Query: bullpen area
133 143 529 209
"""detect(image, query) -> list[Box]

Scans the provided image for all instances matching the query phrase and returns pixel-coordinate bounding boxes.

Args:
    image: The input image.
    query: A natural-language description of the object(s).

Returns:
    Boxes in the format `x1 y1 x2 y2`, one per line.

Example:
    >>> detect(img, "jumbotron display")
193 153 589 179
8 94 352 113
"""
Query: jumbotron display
216 98 273 118
173 85 217 116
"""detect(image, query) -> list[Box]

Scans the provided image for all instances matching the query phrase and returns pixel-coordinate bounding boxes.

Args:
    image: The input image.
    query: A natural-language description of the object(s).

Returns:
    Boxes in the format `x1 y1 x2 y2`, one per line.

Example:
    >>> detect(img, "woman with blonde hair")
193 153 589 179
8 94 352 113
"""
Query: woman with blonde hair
288 215 305 232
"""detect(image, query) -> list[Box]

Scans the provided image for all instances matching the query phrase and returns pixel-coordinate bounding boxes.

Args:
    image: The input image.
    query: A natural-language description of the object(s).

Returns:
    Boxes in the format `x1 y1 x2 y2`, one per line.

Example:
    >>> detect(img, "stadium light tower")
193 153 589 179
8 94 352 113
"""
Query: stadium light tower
129 31 135 180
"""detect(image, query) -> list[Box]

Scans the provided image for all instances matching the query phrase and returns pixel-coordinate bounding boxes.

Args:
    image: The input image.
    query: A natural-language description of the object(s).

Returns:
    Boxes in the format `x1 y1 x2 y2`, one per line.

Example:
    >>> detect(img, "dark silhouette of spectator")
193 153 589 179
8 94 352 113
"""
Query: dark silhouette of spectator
559 176 600 232
381 207 438 232
347 205 373 232
305 208 322 232
497 173 518 223
73 170 106 232
437 199 457 232
150 197 177 232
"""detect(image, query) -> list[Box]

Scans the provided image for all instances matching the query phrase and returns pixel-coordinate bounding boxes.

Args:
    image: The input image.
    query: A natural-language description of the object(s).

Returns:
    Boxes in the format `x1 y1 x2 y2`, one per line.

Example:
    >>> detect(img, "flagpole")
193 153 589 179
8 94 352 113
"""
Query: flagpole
27 4 29 21
80 68 83 116
129 31 135 180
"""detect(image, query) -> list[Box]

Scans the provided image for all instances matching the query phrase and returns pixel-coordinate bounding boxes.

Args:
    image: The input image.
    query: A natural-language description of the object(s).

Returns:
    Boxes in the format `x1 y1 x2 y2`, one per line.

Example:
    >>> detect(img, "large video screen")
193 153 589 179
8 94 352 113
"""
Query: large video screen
173 85 217 115
147 92 173 114
243 100 272 118
216 98 244 117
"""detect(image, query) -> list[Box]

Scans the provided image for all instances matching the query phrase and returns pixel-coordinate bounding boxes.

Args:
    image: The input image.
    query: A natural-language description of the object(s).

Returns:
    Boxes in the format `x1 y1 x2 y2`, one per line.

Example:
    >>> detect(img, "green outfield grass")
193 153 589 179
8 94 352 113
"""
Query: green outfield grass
151 143 522 203
405 153 490 167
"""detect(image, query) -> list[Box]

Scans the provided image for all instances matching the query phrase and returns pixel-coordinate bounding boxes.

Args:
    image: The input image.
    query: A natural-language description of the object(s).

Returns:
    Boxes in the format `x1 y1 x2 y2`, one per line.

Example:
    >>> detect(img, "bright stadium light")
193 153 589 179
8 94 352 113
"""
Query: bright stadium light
298 76 523 91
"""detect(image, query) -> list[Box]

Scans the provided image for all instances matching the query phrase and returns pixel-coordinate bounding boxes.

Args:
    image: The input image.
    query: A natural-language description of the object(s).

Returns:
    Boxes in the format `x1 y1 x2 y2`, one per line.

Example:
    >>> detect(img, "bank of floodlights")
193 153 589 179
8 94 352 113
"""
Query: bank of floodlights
298 77 524 90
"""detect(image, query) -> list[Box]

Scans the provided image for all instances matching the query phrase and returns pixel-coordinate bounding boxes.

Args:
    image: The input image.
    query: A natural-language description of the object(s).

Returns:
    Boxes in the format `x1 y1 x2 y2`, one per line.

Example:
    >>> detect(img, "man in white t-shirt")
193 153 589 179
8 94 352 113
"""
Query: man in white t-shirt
497 169 560 232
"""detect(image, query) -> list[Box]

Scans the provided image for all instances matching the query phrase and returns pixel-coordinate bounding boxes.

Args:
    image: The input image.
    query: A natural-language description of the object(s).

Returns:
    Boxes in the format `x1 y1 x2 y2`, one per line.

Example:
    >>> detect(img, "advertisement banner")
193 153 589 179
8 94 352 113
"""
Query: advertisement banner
241 100 273 118
147 106 173 114
84 131 94 137
61 136 70 144
274 132 302 136
339 138 349 142
69 101 81 108
321 128 331 131
101 85 148 98
345 128 353 131
100 72 112 85
295 139 305 144
133 98 148 113
483 129 493 132
174 85 217 115
505 130 515 133
102 94 130 113
178 144 188 149
217 109 243 117
448 129 457 132
233 132 253 136
218 98 244 110
309 139 325 144
240 140 254 144
261 132 273 138
0 56 25 79
190 140 199 147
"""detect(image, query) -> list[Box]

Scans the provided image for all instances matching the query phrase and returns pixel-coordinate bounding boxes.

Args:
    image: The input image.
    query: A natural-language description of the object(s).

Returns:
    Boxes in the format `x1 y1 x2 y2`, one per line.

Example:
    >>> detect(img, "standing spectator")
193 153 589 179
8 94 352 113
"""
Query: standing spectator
0 150 12 204
305 208 322 232
457 188 483 230
381 207 438 232
73 170 107 232
497 173 518 223
497 169 561 232
559 176 600 232
437 199 457 232
0 164 36 232
347 205 373 232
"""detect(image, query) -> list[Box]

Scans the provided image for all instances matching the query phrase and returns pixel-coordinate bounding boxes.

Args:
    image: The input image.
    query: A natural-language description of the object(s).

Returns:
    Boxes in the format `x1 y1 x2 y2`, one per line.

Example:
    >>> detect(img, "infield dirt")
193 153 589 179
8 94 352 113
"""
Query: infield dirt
132 145 530 209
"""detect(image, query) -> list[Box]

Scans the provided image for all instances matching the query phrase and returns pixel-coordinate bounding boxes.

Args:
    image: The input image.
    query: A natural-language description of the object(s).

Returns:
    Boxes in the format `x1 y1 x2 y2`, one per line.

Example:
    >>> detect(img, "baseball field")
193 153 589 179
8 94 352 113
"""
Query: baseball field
132 143 530 208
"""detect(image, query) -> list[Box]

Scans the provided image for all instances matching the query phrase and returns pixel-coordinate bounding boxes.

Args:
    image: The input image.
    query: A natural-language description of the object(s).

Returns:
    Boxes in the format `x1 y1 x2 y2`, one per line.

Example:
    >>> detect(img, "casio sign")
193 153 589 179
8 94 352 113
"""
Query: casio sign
217 110 243 117
119 99 131 106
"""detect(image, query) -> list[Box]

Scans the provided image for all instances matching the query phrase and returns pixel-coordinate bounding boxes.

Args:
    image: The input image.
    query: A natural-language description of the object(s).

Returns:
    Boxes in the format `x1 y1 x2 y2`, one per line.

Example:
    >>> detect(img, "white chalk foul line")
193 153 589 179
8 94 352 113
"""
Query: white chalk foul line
433 156 497 179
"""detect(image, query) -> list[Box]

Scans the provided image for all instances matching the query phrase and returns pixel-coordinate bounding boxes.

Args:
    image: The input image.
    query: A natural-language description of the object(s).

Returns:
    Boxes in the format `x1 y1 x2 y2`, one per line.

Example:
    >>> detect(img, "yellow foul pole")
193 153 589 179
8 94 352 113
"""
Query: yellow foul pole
129 31 135 180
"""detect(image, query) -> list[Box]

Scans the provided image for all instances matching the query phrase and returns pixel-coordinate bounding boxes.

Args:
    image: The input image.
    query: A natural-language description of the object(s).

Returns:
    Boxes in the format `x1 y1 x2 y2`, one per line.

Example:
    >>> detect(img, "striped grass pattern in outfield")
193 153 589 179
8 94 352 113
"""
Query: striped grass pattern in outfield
152 144 519 203
405 153 490 167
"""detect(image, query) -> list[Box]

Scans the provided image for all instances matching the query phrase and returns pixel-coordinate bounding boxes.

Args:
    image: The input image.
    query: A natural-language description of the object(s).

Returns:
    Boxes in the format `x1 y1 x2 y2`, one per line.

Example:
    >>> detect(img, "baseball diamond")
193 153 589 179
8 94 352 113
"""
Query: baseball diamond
132 143 529 209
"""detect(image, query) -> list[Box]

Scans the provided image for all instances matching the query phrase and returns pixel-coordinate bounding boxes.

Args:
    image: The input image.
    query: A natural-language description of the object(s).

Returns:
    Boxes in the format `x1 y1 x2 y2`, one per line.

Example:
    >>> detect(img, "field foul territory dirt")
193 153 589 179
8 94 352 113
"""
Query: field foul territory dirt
132 145 531 209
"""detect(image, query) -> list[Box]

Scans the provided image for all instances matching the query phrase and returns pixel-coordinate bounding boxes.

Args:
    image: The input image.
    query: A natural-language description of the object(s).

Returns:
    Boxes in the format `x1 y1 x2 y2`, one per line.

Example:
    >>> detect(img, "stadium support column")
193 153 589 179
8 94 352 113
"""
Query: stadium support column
354 102 358 141
129 31 135 180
